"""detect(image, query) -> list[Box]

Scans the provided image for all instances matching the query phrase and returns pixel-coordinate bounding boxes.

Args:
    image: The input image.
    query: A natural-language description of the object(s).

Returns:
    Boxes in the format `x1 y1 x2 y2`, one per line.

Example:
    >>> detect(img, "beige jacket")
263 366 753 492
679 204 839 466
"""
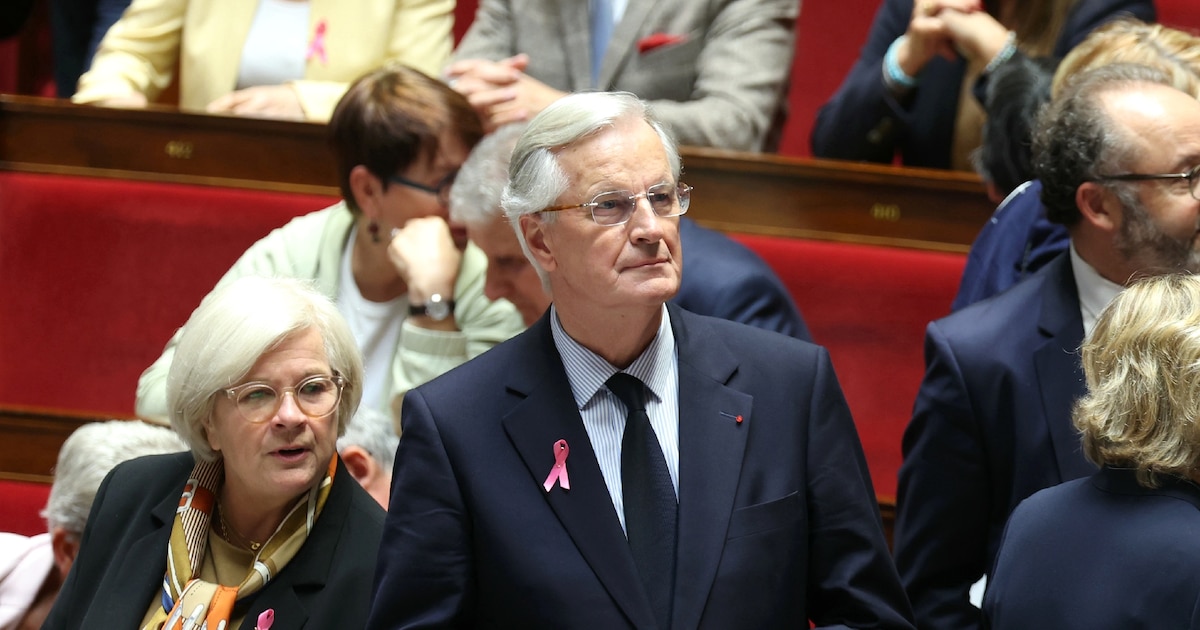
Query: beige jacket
75 0 453 120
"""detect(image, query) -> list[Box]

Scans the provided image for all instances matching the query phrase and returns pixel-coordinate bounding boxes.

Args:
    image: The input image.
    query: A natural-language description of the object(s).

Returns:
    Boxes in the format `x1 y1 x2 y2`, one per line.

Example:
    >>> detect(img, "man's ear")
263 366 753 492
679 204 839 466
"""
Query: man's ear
349 165 383 221
520 214 556 273
50 527 79 579
340 444 378 487
1076 181 1120 233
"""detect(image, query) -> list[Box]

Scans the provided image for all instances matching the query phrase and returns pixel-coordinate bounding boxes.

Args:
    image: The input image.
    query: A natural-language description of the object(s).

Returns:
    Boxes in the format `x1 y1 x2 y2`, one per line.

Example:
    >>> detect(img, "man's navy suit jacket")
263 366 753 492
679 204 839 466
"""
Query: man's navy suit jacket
894 252 1097 629
368 304 913 629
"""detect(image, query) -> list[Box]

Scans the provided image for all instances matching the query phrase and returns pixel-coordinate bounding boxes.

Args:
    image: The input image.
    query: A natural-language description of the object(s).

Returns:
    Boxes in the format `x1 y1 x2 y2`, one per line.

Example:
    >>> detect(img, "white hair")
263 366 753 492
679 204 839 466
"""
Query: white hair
337 406 398 471
167 276 365 461
449 122 527 228
43 420 187 534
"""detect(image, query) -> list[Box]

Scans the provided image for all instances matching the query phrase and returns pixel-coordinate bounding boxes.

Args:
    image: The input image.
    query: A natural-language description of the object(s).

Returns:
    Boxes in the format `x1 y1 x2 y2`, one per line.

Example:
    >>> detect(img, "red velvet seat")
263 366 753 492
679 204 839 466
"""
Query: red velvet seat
729 233 965 498
0 479 51 536
0 171 337 416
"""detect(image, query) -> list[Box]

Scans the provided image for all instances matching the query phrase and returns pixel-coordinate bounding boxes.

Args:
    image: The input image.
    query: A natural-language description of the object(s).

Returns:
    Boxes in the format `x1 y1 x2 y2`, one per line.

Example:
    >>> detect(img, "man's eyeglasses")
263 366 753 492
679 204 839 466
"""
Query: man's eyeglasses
1096 164 1200 201
388 171 458 207
223 374 345 424
538 182 692 226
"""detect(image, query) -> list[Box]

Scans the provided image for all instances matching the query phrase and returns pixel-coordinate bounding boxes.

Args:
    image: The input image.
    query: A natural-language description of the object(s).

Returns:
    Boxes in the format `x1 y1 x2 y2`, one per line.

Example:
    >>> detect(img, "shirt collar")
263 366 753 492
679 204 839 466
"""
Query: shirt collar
1069 242 1124 338
549 304 676 410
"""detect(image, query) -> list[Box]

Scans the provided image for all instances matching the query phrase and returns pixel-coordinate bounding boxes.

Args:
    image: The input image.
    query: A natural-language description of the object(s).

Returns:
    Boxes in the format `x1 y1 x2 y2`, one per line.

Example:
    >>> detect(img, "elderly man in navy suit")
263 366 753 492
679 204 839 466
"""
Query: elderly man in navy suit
368 91 914 629
894 62 1200 630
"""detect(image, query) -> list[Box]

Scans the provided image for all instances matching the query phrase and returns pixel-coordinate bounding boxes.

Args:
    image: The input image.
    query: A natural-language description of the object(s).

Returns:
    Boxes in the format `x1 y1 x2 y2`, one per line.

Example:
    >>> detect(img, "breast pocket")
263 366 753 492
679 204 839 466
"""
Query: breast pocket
726 491 802 540
619 35 702 101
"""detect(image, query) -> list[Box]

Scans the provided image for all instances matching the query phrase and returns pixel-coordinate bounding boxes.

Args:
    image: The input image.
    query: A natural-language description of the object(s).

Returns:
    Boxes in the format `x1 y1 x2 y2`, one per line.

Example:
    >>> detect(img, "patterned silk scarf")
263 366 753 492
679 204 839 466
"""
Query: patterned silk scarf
142 455 337 630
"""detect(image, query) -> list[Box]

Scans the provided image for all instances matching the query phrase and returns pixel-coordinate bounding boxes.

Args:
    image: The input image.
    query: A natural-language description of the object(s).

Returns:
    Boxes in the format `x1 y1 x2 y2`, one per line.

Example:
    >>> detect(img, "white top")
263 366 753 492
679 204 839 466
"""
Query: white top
337 228 407 415
1069 243 1124 338
550 305 680 535
236 0 310 89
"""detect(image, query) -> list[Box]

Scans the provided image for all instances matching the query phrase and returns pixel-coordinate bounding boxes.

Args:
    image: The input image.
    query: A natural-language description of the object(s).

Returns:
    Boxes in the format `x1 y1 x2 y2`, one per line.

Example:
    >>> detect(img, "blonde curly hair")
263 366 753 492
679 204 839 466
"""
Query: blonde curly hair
1075 273 1200 488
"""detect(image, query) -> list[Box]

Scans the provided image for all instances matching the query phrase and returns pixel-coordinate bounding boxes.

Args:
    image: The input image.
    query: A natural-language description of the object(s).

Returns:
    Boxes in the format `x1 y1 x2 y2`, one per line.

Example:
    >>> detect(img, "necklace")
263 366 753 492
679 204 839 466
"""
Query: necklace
216 502 263 552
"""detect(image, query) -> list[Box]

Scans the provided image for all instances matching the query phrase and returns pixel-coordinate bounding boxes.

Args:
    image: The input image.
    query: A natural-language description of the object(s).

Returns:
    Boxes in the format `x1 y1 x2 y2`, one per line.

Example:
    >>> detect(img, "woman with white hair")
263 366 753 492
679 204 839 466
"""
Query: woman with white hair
984 273 1200 628
43 276 384 630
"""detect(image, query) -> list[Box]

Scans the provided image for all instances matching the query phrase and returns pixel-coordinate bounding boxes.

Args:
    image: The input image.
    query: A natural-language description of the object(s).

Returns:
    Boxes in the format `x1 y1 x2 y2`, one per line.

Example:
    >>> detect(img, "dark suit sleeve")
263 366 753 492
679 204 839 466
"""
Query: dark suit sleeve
368 389 476 628
805 348 916 629
893 322 991 630
1051 0 1155 57
810 0 912 164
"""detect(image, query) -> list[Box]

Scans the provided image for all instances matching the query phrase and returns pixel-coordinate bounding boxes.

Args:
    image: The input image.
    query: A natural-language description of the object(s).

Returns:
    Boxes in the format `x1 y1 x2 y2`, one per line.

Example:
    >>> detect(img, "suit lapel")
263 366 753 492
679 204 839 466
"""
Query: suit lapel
668 307 751 630
1032 255 1093 482
600 0 655 87
501 317 655 628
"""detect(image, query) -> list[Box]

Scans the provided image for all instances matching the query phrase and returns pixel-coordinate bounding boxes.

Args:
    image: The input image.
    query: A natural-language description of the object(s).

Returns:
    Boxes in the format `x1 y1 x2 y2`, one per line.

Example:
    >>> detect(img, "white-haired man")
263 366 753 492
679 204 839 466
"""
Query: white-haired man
369 92 914 629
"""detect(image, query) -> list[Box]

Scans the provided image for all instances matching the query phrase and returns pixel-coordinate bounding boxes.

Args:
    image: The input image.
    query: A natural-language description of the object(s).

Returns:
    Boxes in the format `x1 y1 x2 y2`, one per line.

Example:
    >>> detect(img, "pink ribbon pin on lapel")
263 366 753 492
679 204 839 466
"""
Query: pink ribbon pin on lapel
256 609 275 630
543 439 571 492
306 20 328 64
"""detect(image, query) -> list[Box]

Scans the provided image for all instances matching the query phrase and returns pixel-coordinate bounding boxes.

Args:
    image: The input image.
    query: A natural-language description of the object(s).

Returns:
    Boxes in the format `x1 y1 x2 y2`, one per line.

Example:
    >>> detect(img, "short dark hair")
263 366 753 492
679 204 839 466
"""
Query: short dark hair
1033 63 1172 226
328 64 484 213
976 54 1057 197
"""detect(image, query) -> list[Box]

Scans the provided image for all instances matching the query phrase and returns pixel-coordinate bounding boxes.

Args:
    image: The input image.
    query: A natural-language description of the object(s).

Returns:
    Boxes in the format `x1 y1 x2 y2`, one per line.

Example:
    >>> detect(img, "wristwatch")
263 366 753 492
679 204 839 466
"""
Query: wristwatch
409 293 455 321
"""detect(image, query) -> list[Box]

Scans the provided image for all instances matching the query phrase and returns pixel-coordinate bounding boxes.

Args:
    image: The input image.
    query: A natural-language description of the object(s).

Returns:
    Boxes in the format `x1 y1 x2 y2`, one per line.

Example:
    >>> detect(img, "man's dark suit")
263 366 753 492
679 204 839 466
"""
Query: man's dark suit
42 452 386 629
676 217 811 341
369 305 914 628
984 467 1200 628
894 252 1097 629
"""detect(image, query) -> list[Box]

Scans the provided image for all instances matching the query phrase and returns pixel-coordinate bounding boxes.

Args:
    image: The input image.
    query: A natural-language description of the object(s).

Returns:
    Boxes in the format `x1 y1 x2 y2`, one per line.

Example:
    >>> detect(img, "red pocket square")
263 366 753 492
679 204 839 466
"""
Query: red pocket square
637 33 688 54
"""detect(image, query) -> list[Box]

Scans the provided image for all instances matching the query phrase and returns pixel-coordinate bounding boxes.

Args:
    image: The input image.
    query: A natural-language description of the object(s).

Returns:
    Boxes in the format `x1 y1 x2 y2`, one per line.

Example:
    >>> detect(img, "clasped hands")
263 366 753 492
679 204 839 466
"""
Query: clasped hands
443 54 567 131
900 0 1012 77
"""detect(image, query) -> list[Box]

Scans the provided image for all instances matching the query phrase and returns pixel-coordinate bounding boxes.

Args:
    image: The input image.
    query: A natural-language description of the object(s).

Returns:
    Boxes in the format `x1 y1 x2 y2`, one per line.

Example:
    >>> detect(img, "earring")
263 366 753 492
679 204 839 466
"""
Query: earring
368 221 381 244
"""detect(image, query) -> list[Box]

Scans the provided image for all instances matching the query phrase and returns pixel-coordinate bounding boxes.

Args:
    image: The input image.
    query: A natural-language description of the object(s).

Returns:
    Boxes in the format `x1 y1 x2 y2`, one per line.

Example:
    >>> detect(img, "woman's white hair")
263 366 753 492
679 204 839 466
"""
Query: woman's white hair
167 276 365 461
500 92 681 289
43 420 186 535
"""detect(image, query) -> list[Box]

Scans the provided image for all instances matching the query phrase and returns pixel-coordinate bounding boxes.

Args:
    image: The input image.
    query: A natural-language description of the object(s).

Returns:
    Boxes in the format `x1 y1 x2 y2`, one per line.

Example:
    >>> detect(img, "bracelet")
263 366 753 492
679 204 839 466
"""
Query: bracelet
984 31 1017 75
883 35 919 91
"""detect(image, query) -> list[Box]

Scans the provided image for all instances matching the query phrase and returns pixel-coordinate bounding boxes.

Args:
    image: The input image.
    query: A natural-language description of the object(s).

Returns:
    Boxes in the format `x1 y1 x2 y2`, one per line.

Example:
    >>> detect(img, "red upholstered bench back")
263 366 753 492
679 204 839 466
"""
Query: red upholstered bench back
0 171 338 416
0 479 52 537
729 234 965 499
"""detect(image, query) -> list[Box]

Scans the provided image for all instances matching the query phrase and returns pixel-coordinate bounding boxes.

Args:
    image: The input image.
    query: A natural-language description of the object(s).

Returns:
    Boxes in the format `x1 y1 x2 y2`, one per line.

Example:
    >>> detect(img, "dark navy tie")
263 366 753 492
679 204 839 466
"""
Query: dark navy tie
607 372 676 630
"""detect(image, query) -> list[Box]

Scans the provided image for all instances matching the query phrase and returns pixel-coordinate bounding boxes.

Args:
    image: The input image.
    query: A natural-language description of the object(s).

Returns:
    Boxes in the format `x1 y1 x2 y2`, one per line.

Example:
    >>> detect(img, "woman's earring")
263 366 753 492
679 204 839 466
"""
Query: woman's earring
369 221 381 244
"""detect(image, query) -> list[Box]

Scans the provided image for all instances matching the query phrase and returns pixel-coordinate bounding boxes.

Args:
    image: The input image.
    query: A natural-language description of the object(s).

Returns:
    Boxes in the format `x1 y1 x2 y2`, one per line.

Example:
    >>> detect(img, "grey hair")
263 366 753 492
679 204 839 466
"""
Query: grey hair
449 122 528 228
501 92 681 288
337 406 398 471
167 276 365 462
43 420 187 535
1033 63 1175 226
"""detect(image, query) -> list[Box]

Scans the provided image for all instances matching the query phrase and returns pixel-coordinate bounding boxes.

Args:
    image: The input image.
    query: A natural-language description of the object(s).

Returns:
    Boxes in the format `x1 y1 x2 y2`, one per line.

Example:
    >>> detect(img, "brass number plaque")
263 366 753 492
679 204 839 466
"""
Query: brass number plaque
870 203 901 221
165 141 194 159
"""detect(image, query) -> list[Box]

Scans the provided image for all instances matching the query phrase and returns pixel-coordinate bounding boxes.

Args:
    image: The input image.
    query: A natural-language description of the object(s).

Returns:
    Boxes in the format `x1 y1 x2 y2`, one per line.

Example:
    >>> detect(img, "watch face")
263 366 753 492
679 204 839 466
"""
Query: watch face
427 297 451 321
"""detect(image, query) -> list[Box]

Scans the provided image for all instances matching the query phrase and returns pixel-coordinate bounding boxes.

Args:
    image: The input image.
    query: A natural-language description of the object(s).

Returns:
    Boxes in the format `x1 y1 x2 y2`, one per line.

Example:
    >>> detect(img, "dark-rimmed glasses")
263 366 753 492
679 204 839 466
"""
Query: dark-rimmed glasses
1096 164 1200 201
538 182 692 226
388 170 458 207
223 374 345 423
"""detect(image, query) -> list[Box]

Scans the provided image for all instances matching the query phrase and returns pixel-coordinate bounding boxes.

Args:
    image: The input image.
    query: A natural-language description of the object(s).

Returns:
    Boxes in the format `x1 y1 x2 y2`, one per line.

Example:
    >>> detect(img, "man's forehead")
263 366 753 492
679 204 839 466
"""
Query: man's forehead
1102 84 1200 163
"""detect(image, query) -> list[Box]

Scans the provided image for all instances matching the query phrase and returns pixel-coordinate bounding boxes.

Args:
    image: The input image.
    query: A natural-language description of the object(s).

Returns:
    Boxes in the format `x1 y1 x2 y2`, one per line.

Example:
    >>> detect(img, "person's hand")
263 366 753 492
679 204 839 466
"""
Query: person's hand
206 84 306 120
938 9 1011 66
386 216 462 306
96 93 149 109
899 0 982 76
444 54 566 131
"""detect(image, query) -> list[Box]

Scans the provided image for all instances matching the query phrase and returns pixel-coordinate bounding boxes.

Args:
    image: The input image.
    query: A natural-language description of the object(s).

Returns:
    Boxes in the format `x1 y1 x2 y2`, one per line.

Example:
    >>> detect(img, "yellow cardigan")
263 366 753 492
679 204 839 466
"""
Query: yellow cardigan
73 0 453 121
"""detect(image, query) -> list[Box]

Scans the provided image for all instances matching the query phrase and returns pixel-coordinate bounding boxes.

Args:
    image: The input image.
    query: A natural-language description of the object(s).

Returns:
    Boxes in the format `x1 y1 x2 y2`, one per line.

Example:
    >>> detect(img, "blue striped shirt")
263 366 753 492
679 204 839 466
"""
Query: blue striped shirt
549 305 680 534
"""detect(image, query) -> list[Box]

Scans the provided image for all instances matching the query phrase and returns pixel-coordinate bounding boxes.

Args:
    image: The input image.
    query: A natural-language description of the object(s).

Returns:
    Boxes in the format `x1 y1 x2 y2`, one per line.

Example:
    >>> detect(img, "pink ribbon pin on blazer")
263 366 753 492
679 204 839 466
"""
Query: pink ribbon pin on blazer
306 20 328 64
543 439 571 492
256 609 275 630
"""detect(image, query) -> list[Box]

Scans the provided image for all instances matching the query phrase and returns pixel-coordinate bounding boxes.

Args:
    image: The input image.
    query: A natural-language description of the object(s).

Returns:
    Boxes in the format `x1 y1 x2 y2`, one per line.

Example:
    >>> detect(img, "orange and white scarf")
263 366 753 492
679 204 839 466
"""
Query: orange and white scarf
142 455 336 630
